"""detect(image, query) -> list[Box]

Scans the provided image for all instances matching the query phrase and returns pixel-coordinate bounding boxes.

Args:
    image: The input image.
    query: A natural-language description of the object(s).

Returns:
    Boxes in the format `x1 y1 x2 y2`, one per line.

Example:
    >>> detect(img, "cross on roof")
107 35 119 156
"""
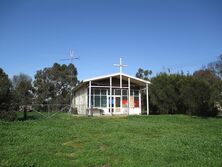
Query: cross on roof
113 58 128 73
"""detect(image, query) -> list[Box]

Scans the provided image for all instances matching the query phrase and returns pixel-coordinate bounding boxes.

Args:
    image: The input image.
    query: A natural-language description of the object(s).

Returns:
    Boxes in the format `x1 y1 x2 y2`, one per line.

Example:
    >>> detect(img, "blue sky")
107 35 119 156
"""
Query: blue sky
0 0 222 80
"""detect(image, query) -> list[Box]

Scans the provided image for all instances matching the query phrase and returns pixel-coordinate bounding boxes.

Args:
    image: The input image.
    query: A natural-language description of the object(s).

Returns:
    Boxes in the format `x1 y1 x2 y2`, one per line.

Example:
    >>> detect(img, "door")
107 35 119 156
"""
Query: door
115 96 121 113
108 95 121 113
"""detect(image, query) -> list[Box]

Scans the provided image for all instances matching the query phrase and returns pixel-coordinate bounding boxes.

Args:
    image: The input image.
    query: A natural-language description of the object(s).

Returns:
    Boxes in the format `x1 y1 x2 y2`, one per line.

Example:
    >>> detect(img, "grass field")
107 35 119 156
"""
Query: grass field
1 112 222 167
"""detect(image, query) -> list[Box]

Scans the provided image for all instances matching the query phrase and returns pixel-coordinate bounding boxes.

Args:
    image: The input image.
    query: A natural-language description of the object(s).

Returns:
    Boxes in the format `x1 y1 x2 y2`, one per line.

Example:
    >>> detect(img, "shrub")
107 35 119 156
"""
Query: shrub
149 72 222 117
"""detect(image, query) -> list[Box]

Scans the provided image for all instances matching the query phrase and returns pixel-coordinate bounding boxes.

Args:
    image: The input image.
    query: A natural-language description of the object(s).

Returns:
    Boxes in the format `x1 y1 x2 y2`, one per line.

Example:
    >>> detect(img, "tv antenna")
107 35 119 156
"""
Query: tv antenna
60 50 79 113
60 50 80 64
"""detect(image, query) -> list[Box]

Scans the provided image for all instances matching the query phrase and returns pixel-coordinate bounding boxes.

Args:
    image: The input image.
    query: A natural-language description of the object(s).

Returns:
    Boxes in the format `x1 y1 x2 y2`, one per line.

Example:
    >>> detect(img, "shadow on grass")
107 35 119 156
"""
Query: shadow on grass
17 112 45 121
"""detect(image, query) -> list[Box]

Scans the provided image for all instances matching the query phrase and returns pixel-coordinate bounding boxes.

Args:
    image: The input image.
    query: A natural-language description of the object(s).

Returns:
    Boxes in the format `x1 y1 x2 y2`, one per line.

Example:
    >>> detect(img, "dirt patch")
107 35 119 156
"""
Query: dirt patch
63 140 84 148
100 144 108 151
55 152 75 158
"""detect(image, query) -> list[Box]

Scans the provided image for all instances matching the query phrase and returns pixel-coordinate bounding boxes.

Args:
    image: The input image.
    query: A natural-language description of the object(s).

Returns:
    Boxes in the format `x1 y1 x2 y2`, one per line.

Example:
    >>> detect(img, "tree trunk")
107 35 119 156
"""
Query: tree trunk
24 106 27 120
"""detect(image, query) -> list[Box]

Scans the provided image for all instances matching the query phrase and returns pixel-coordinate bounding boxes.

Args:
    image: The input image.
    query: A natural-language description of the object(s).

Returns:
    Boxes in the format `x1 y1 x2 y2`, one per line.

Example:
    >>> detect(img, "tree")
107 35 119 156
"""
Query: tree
193 69 220 84
135 68 152 113
12 73 33 120
33 63 78 111
192 69 222 116
0 68 16 121
135 68 152 80
208 54 222 79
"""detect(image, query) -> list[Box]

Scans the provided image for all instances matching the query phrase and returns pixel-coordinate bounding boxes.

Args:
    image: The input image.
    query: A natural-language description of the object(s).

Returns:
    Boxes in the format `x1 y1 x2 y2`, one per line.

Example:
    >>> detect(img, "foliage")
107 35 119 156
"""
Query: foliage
0 68 16 121
149 73 187 114
135 68 152 80
135 68 152 113
193 68 220 83
1 113 222 167
139 68 222 117
12 73 33 120
207 54 222 79
33 63 78 111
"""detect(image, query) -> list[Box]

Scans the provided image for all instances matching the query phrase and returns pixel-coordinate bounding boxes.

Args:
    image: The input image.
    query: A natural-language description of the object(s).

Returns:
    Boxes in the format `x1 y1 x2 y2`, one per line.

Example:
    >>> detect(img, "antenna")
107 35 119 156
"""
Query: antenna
60 50 79 113
60 50 80 63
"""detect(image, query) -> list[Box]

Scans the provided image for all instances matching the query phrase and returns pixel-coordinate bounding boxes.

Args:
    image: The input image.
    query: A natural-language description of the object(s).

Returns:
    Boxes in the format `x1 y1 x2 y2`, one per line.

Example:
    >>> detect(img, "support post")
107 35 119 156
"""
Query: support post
120 74 122 113
89 81 92 116
128 78 130 116
146 83 149 115
139 89 141 114
120 73 122 88
110 77 112 115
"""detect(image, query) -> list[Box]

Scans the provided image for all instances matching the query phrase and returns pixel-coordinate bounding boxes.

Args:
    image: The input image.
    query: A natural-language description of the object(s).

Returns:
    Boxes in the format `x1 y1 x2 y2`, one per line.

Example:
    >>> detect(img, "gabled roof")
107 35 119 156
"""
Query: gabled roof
84 72 150 84
74 73 150 92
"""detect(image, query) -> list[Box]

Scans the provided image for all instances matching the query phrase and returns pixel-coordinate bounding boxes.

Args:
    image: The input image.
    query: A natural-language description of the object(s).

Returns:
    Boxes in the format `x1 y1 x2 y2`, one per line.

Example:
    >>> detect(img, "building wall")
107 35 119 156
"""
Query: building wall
73 87 142 115
73 87 88 115
129 108 141 115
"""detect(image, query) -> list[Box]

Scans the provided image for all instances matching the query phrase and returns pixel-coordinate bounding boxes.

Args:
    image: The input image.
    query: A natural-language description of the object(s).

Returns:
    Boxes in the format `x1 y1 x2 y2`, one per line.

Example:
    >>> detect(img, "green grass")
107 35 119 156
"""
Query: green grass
1 112 222 167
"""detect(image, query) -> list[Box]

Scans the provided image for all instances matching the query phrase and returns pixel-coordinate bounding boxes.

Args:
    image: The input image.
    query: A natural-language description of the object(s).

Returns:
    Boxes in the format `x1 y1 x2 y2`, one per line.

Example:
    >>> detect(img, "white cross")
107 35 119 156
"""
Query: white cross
113 58 128 73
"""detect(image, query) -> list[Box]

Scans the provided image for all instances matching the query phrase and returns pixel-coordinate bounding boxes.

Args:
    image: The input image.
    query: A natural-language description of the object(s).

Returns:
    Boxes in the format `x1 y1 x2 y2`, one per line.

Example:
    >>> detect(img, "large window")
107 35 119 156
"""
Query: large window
134 90 139 108
101 96 107 107
90 89 108 108
122 96 128 108
134 97 139 108
95 96 100 107
89 88 139 108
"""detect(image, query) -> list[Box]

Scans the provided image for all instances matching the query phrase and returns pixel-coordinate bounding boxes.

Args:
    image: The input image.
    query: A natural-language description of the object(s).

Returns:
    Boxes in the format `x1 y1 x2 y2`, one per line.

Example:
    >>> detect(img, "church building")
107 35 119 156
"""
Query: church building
72 59 150 116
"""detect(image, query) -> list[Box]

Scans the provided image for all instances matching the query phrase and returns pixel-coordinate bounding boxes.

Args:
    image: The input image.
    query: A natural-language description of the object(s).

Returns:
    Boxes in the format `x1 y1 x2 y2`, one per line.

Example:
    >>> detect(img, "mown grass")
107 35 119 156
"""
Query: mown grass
1 112 222 167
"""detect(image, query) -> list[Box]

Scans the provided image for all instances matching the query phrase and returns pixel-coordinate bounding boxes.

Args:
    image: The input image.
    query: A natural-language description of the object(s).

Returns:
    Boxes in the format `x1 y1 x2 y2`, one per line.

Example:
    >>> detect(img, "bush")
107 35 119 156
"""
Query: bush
149 71 222 117
0 109 17 121
149 73 186 114
180 77 219 117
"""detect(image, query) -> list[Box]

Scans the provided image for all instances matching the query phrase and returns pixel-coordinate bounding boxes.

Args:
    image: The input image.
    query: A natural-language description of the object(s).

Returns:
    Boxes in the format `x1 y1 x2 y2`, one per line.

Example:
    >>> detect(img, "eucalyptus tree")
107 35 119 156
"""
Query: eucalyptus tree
33 63 78 111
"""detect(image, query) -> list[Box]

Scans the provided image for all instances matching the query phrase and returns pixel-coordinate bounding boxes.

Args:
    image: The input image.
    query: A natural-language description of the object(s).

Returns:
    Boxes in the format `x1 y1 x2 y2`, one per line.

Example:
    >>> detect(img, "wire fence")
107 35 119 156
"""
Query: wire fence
2 104 73 120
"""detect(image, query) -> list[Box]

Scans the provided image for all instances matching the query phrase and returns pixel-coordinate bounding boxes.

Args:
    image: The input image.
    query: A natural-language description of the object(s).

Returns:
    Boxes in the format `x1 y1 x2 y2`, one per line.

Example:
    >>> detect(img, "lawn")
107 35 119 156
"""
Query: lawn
1 112 222 167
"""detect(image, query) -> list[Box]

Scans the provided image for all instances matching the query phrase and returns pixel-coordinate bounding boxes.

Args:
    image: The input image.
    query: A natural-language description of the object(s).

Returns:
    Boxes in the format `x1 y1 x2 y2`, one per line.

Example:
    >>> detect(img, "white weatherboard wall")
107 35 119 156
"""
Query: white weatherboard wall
74 87 87 115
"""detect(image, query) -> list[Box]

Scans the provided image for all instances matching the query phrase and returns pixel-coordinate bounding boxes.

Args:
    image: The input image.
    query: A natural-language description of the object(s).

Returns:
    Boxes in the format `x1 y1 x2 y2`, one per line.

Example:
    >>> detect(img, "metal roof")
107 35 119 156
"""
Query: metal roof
84 72 150 83
74 73 150 92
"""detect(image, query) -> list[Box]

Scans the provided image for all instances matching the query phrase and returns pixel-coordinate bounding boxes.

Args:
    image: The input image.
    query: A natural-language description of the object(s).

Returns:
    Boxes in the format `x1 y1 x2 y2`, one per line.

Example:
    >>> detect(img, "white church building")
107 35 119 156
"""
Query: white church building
72 59 150 116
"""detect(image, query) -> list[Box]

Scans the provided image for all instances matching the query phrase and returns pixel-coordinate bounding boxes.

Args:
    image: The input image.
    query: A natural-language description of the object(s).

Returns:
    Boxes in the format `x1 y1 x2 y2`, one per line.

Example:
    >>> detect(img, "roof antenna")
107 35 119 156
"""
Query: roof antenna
60 49 79 113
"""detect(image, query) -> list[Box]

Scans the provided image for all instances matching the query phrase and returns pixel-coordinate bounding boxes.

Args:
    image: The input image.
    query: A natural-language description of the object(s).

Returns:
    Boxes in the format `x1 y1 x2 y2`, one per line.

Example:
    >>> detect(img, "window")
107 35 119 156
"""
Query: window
134 90 139 96
95 96 100 107
101 96 107 107
133 90 139 108
130 90 134 96
134 97 139 108
95 89 100 95
122 89 127 95
89 89 108 108
101 89 106 95
115 89 121 95
122 96 128 108
116 97 121 107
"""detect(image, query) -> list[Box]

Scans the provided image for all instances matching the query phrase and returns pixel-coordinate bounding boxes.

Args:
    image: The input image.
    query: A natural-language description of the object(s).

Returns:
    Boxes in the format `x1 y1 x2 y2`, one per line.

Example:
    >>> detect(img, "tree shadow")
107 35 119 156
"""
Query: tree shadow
17 112 45 121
